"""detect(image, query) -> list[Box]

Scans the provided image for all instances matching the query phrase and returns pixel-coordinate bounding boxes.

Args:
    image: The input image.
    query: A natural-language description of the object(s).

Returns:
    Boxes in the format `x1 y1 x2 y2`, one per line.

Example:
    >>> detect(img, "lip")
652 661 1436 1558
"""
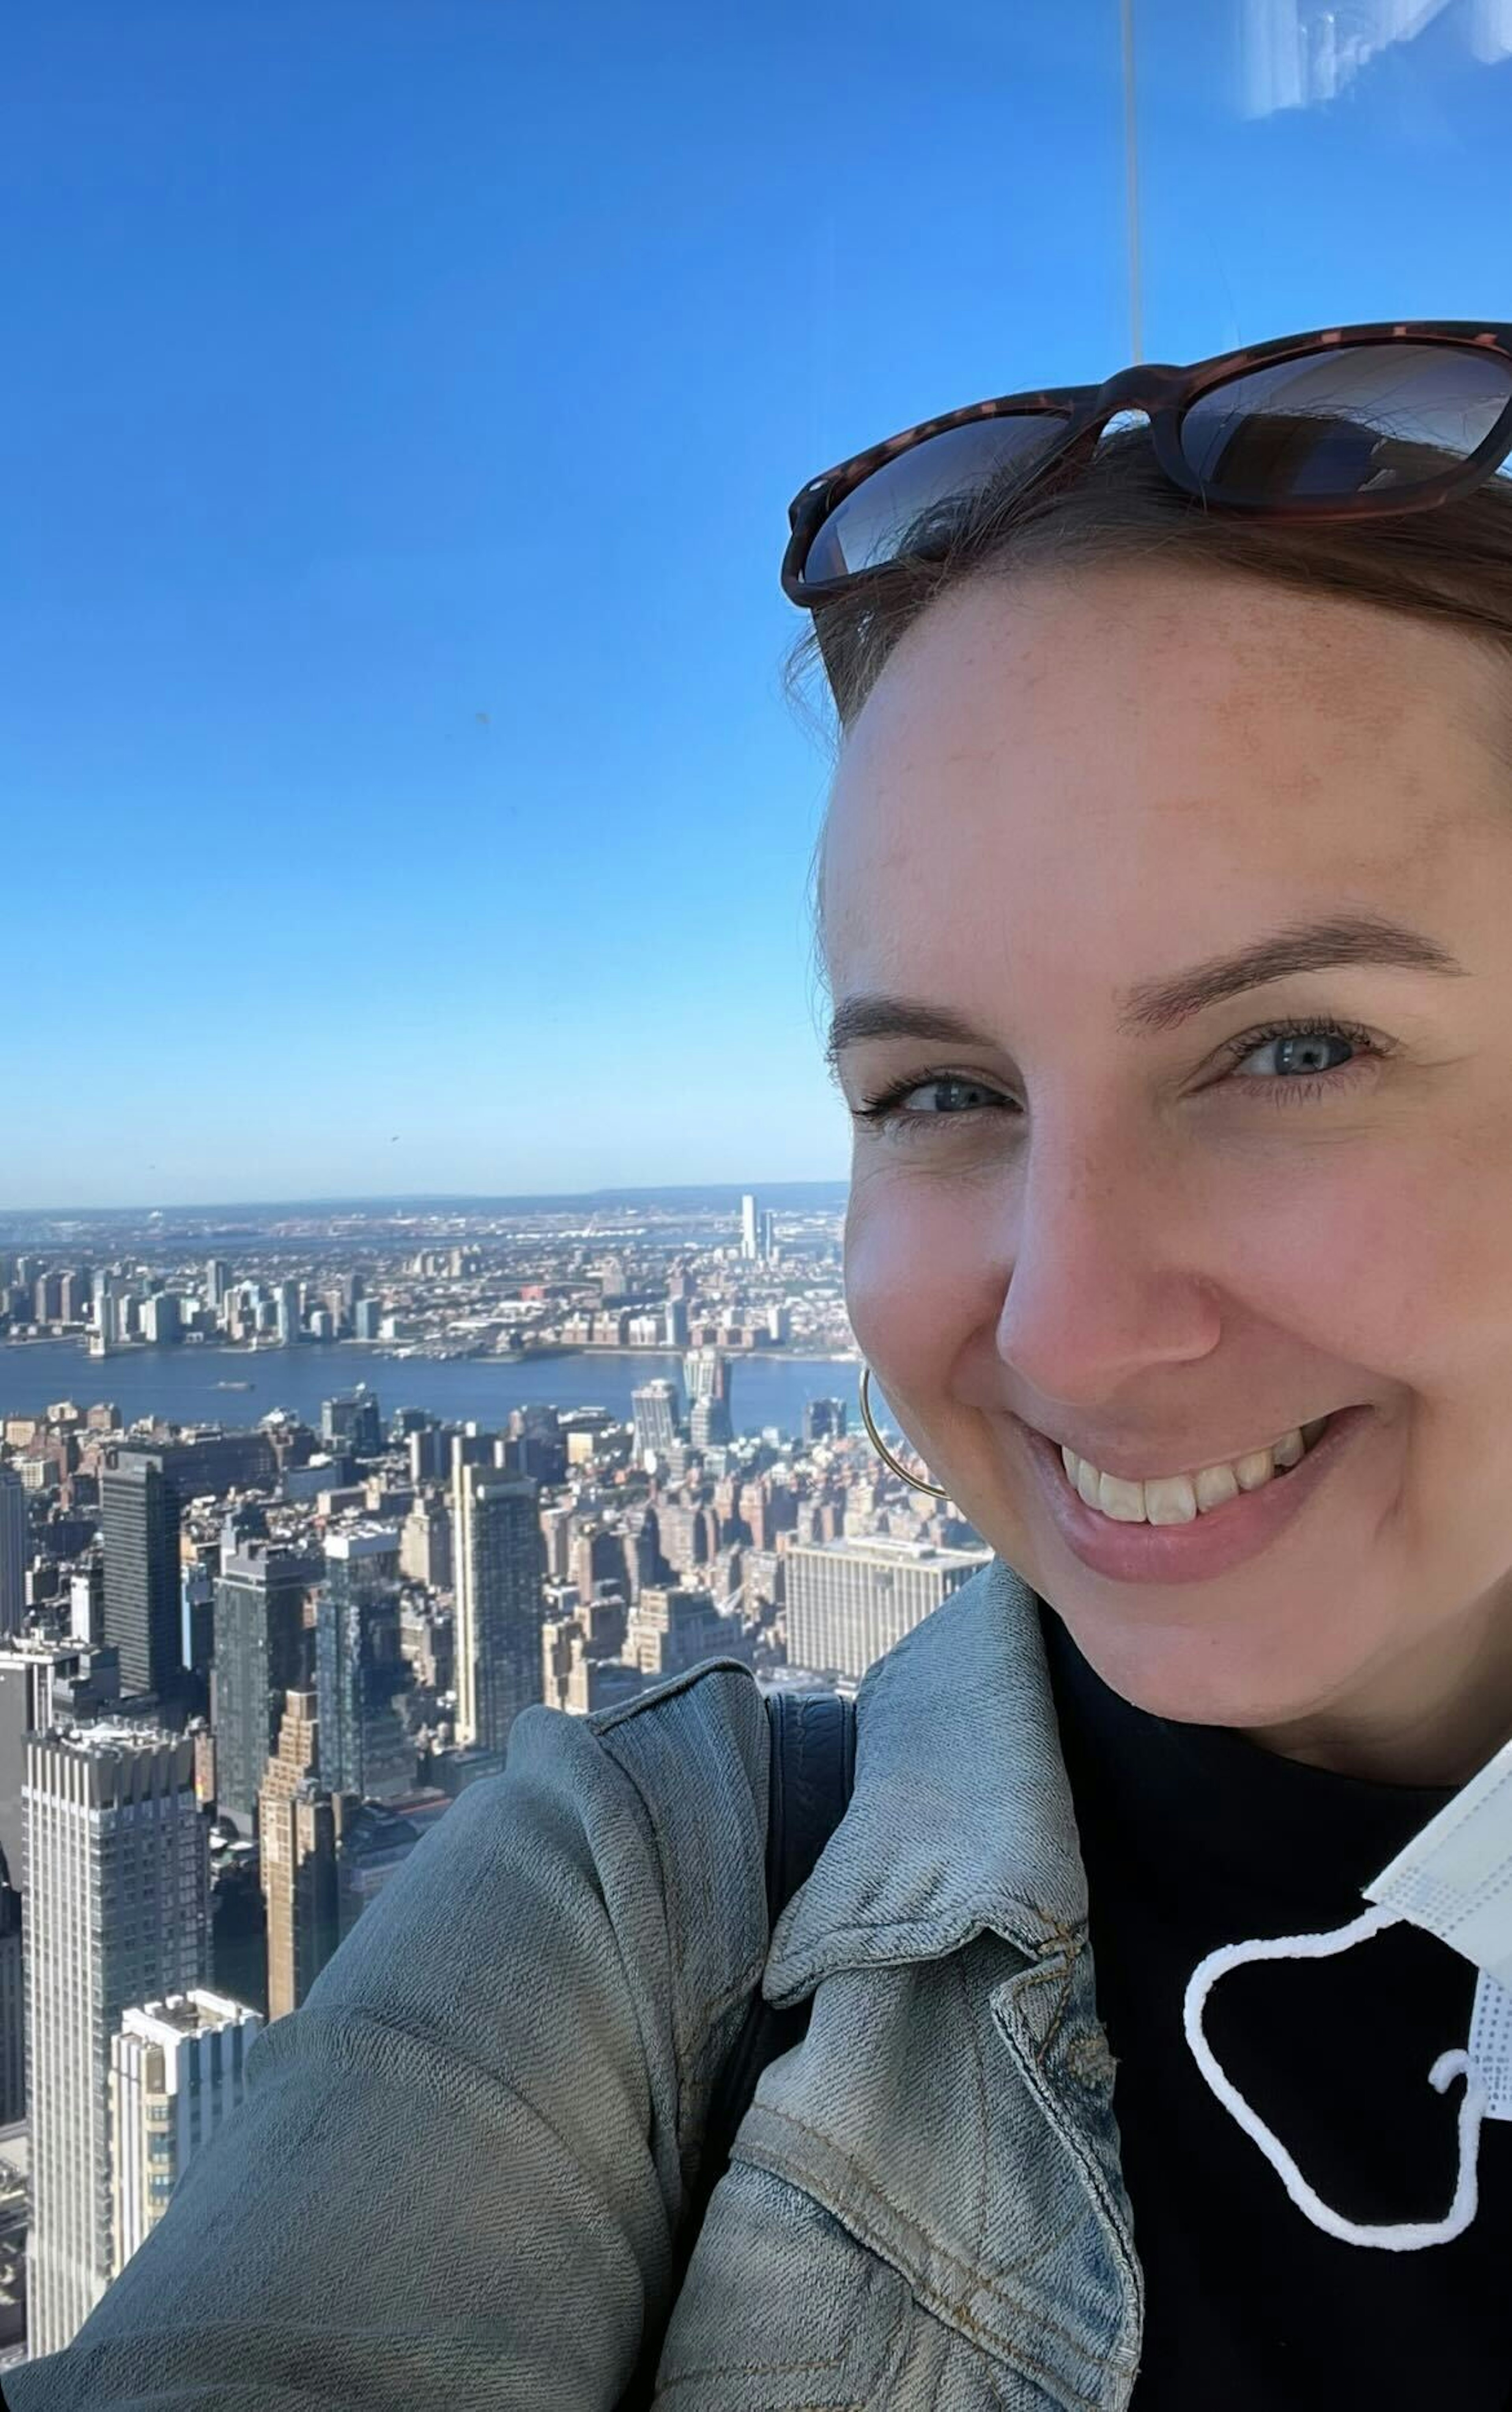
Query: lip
1016 1404 1373 1586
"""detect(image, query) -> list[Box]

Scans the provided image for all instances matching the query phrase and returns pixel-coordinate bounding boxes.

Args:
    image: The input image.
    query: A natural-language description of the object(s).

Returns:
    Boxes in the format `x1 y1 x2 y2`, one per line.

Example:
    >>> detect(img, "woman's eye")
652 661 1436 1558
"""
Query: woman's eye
1226 1023 1366 1082
904 1076 999 1113
853 1074 1008 1132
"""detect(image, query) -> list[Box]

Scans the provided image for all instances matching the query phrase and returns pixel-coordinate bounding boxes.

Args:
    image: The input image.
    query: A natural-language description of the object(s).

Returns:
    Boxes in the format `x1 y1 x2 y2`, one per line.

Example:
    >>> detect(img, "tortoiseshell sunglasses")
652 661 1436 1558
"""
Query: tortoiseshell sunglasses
780 320 1512 613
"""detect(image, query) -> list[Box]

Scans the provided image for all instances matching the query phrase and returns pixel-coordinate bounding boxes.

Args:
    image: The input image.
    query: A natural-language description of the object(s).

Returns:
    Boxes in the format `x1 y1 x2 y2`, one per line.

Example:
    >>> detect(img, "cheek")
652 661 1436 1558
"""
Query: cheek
1226 1145 1512 1390
844 1161 1001 1390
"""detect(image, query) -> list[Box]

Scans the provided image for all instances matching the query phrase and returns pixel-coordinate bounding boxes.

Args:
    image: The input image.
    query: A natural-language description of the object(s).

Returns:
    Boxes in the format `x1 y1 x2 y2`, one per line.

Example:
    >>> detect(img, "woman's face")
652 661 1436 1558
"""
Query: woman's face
825 560 1512 1769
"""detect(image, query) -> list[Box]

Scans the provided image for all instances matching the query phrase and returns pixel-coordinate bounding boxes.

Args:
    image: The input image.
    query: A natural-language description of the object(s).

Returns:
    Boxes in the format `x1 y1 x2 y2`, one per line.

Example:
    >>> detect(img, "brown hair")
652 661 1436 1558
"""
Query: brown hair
784 428 1512 744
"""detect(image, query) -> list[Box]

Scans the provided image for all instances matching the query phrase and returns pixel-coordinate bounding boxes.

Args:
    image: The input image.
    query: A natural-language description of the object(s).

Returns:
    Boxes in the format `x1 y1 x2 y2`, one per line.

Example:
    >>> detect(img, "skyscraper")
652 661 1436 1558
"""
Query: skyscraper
452 1455 544 1757
322 1390 382 1455
203 1258 230 1312
211 1545 314 1835
630 1378 682 1469
258 1690 342 2022
100 1455 183 1705
0 1878 22 2124
110 1991 262 2276
25 1725 208 2356
0 1467 25 1638
682 1345 734 1445
272 1282 300 1347
740 1192 759 1259
140 1292 182 1346
314 1531 414 1806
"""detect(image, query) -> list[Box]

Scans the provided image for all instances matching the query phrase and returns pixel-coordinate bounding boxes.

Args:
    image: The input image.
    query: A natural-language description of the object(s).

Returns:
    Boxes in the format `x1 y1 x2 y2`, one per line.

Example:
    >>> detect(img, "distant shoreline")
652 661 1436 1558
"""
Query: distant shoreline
0 1335 859 1367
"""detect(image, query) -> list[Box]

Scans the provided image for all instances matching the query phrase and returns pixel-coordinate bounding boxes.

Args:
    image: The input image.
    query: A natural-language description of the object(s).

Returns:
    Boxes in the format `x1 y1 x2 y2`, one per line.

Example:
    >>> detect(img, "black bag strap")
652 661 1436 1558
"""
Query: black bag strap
618 1685 856 2409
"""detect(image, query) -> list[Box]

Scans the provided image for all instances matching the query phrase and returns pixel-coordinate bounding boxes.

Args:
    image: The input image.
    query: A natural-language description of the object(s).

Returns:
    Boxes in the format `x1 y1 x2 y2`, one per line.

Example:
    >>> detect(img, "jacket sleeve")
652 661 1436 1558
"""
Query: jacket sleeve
9 1677 768 2412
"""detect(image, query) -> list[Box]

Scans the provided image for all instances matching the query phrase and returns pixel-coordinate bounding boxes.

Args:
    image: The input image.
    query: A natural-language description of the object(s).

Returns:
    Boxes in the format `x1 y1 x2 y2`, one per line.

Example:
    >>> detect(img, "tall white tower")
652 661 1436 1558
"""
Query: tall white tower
24 1725 208 2356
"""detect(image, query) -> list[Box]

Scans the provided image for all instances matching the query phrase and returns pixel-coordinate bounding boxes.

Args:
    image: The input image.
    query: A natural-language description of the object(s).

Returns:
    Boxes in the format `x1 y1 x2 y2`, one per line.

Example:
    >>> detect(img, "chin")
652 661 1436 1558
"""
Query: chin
1041 1585 1382 1735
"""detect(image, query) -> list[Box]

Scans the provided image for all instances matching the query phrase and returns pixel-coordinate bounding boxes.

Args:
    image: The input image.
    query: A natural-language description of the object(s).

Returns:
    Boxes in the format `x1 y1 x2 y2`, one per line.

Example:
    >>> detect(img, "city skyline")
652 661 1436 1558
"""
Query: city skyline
0 1179 850 1223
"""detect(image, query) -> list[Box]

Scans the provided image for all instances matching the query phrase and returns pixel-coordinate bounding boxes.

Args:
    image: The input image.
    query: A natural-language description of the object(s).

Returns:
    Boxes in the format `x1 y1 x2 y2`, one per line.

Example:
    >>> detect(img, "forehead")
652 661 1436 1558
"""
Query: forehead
822 564 1500 1000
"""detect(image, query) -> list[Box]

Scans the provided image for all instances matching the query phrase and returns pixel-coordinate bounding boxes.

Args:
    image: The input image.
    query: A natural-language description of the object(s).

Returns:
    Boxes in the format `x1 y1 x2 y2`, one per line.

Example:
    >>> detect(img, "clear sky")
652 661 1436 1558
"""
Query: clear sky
4 0 1508 1207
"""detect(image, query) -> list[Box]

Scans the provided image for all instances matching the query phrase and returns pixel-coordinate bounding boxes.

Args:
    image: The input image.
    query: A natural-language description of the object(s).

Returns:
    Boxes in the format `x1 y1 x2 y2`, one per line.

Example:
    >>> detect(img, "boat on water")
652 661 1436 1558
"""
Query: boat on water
213 1380 254 1390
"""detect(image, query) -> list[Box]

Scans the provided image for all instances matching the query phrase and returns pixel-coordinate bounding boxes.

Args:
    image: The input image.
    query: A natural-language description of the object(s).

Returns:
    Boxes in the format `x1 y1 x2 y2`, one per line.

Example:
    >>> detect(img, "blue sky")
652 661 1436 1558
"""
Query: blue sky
3 0 1508 1207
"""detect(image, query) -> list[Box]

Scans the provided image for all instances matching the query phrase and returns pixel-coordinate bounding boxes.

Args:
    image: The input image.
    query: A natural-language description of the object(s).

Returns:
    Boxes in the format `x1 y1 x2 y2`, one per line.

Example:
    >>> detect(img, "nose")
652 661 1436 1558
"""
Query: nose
994 1128 1223 1408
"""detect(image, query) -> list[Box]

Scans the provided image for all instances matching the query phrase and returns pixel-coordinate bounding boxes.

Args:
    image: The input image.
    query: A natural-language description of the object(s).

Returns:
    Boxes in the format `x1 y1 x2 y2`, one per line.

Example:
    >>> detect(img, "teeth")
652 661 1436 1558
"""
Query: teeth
1058 1417 1330 1525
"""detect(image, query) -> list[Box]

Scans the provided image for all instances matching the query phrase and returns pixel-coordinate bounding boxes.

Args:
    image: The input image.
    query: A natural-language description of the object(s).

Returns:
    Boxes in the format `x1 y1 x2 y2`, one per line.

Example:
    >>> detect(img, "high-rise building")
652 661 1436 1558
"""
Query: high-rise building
140 1292 182 1346
630 1378 682 1469
314 1532 413 1807
24 1725 208 2356
740 1192 759 1260
322 1390 382 1455
0 1468 25 1638
803 1397 850 1445
100 1455 183 1705
760 1207 777 1263
407 1423 450 1484
110 1991 262 2276
258 1690 342 2022
203 1259 231 1312
272 1282 300 1347
0 1879 22 2124
784 1538 992 1685
211 1545 313 1835
399 1495 452 1588
689 1393 734 1451
683 1346 734 1446
353 1299 383 1341
0 1639 124 1896
451 1456 544 1757
90 1272 122 1353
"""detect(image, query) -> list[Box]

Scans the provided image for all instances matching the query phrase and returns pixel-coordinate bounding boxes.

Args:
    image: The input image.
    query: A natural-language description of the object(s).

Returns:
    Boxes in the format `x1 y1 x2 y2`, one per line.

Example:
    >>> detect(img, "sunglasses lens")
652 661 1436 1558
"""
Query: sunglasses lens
803 414 1068 587
1180 341 1512 501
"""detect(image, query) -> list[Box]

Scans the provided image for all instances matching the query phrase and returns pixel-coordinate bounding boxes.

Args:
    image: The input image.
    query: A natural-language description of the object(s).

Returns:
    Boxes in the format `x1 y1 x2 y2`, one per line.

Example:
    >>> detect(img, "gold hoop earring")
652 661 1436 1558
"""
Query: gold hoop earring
857 1361 949 1499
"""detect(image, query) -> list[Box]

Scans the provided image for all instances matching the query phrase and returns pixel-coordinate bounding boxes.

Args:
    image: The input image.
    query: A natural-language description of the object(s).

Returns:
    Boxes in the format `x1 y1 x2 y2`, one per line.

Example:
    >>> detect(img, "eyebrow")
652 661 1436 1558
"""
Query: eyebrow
824 912 1468 1066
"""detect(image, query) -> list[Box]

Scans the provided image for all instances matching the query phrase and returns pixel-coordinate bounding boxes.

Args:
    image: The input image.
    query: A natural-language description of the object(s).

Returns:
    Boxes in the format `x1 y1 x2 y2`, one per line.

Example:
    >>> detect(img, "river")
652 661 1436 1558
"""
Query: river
0 1340 870 1445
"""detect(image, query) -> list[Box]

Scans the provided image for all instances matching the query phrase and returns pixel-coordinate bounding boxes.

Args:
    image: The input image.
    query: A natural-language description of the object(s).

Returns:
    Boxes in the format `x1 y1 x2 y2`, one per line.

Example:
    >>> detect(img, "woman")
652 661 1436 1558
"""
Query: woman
17 319 1512 2410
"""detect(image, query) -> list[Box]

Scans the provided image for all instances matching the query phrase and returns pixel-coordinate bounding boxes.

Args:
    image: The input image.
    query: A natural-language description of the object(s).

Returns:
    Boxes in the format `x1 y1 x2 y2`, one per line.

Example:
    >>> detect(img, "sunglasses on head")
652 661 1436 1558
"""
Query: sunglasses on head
780 321 1512 618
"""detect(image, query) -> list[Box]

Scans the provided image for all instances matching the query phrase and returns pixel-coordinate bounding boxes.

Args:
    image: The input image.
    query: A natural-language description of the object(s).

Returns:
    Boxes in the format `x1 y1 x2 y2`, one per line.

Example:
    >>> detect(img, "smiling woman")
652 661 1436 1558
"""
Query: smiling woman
778 336 1512 2402
801 401 1512 1779
20 331 1512 2412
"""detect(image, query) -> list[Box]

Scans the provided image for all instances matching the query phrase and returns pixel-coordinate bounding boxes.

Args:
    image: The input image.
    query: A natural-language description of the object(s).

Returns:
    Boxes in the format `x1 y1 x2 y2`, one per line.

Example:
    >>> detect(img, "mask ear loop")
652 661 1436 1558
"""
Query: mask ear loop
1183 1900 1488 2251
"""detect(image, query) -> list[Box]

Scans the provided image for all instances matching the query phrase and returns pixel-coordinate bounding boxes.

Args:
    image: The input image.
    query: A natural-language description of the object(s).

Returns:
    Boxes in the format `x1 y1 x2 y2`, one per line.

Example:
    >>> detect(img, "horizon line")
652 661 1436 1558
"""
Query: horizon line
0 1177 852 1219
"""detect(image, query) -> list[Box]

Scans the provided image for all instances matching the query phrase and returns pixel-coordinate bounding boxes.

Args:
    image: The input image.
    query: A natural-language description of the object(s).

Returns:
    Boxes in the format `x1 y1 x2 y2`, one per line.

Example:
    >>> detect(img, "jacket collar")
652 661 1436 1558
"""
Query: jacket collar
764 1558 1089 2007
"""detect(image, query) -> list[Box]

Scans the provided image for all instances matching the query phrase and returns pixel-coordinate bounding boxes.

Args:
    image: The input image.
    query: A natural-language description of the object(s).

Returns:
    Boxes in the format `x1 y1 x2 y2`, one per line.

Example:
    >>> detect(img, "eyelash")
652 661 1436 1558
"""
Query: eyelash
851 1014 1390 1137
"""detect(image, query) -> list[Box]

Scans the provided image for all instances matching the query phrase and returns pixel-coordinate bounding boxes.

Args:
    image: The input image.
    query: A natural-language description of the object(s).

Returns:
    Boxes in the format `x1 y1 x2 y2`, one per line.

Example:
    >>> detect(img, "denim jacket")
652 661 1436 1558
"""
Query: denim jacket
10 1555 1143 2411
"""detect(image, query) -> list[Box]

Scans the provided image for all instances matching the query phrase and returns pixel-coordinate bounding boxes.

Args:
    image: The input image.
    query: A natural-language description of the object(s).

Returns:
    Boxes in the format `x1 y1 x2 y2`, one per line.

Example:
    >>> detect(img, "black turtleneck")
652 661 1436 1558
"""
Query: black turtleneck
1040 1600 1512 2408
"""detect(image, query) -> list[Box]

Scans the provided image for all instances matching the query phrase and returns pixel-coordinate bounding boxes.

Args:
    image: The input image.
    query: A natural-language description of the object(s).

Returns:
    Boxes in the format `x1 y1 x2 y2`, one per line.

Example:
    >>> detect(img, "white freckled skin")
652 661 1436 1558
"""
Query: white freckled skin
823 560 1512 1785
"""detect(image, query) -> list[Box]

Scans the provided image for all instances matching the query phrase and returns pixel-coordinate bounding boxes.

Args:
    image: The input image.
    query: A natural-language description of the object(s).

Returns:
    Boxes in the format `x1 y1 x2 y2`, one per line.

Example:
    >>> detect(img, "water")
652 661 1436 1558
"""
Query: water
0 1340 869 1445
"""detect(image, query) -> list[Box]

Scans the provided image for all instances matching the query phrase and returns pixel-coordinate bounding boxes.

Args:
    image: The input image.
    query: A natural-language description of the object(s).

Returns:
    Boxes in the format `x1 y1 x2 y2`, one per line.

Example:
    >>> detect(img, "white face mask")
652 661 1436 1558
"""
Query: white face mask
1183 1734 1512 2252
